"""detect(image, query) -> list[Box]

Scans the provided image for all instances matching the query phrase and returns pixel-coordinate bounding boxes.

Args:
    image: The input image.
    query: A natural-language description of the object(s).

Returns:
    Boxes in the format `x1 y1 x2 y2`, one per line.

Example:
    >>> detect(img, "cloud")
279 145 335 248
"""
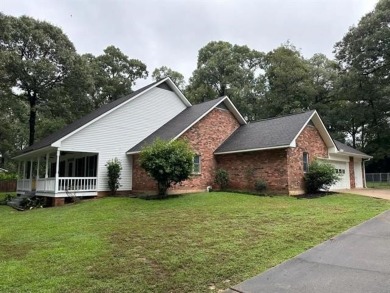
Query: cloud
2 0 378 87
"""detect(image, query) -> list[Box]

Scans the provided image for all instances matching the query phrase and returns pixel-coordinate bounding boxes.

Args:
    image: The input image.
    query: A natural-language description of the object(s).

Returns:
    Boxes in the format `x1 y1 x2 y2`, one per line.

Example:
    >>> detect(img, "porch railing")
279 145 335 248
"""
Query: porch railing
58 177 97 192
17 179 32 192
36 178 56 192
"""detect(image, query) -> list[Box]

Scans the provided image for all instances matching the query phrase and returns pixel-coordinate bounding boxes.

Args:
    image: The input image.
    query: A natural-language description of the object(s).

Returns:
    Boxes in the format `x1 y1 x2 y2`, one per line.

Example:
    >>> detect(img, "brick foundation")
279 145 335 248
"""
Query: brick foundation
51 197 65 207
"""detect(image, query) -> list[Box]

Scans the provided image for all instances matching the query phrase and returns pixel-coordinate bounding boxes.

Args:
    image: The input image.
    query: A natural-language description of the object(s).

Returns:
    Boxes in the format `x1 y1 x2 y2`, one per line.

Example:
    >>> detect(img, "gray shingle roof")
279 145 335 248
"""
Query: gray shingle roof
334 140 370 157
127 97 226 153
21 81 160 154
215 110 316 154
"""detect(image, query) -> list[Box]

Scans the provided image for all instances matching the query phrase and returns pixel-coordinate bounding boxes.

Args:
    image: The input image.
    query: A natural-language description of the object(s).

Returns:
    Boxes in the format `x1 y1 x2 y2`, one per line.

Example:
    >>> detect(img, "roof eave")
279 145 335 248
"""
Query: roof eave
214 144 290 155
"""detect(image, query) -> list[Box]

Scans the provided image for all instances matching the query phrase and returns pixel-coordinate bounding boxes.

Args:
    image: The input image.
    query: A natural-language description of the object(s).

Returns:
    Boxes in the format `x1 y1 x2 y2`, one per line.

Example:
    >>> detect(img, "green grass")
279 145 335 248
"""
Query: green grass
0 192 389 293
367 182 390 189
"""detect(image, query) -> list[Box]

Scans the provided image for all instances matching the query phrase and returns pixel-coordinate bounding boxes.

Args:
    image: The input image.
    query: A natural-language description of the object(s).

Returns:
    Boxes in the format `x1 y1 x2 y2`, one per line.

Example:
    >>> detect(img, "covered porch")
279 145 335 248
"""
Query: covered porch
16 148 99 198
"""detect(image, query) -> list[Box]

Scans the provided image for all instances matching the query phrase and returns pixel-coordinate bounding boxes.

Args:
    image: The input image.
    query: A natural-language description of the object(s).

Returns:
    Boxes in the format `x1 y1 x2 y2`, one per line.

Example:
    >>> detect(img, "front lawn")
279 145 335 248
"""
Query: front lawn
1 192 389 292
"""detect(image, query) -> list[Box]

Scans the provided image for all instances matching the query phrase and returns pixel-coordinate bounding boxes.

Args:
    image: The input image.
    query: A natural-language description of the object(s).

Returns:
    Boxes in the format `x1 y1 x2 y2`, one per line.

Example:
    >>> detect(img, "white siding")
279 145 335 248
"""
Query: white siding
59 87 187 191
354 159 363 188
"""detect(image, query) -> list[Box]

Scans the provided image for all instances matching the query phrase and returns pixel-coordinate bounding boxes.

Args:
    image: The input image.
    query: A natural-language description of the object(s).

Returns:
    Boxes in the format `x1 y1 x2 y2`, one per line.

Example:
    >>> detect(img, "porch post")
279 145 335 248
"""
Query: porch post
29 158 33 191
17 161 21 178
37 156 40 179
45 153 49 178
54 150 60 193
23 161 26 179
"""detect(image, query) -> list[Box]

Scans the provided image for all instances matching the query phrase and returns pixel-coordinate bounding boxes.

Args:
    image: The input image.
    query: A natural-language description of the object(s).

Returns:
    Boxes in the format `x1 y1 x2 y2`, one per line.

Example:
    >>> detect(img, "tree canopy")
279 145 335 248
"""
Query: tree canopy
0 3 389 172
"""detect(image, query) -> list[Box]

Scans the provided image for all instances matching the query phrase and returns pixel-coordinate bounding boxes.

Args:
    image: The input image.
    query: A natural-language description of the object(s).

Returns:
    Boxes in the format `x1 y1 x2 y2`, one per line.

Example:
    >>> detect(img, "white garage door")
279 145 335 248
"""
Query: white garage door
328 160 350 190
354 159 363 188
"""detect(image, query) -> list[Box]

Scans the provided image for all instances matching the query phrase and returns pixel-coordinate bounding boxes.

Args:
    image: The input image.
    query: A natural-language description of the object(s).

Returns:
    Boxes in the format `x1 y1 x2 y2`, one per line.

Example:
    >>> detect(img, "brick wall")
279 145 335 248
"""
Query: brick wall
287 125 328 194
216 149 289 194
349 157 356 189
132 107 240 194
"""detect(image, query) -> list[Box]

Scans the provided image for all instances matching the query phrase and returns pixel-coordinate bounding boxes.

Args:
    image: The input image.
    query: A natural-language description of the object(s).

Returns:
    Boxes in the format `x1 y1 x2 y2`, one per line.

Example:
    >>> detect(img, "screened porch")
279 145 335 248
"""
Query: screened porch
16 150 99 197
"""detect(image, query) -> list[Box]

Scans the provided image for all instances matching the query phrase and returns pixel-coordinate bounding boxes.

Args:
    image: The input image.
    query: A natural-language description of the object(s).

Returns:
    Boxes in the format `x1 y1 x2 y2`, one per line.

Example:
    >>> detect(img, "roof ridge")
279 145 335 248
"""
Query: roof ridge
249 110 316 124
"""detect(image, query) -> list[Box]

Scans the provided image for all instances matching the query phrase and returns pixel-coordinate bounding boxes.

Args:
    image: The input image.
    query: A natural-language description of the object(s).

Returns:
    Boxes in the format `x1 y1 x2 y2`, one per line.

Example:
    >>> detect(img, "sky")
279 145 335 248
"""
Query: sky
2 0 378 88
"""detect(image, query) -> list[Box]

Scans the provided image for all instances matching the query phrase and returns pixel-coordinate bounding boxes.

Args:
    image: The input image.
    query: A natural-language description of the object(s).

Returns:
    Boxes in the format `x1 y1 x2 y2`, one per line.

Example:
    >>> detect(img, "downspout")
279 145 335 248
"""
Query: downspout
362 158 371 188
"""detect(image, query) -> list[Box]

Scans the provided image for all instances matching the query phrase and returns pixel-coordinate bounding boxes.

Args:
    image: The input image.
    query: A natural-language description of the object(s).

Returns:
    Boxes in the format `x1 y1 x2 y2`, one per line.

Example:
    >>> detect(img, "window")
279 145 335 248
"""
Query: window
193 155 201 174
75 157 85 177
303 152 309 173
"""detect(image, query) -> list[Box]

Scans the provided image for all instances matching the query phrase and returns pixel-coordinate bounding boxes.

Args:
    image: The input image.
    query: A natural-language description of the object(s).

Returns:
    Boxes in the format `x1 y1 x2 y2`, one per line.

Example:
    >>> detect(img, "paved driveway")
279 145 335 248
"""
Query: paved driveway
336 188 390 200
227 210 390 293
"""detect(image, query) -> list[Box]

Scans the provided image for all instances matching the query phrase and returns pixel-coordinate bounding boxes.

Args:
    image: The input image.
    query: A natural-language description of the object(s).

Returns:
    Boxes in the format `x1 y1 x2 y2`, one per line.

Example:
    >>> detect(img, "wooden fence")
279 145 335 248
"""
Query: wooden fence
0 179 17 192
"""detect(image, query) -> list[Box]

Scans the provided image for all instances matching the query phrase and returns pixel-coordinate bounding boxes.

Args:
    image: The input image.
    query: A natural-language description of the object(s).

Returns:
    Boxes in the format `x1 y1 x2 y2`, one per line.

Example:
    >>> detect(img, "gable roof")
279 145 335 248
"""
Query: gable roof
334 140 371 158
127 96 246 154
215 110 317 154
19 78 190 156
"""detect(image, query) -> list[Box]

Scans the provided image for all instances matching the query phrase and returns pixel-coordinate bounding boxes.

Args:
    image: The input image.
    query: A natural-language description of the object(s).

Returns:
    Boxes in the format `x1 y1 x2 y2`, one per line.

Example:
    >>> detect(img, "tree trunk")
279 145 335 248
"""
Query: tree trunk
28 93 37 146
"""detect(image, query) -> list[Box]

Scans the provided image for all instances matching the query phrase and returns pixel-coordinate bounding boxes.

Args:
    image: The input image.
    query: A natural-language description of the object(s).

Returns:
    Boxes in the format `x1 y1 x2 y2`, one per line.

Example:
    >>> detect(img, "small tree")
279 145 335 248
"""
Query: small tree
106 158 122 195
215 169 229 190
304 160 340 194
139 139 194 198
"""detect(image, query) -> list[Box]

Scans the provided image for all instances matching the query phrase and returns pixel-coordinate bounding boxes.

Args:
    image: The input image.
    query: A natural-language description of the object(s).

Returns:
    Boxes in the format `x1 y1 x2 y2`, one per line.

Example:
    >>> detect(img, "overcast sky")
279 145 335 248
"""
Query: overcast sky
2 0 378 88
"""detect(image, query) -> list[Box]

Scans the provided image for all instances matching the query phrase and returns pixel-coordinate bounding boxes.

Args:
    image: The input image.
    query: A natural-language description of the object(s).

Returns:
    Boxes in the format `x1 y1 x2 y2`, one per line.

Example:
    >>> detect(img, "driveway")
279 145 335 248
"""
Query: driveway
336 188 390 200
227 210 390 293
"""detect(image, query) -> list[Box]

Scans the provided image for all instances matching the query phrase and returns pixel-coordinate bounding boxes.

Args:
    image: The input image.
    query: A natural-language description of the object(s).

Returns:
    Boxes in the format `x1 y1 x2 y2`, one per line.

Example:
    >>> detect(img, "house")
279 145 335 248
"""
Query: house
14 77 371 205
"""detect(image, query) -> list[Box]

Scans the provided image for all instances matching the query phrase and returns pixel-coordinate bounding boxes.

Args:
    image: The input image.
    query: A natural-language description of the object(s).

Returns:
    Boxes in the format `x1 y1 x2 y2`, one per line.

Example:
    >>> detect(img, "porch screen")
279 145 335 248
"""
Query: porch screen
87 155 97 177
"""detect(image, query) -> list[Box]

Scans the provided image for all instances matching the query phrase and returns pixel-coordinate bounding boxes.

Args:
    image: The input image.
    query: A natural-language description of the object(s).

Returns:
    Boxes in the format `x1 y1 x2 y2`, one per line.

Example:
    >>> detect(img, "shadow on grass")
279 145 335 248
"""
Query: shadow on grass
296 191 339 199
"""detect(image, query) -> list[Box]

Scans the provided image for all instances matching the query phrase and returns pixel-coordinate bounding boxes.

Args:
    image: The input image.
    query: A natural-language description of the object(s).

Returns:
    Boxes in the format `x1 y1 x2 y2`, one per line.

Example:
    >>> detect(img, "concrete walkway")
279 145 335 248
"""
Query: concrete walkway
227 210 390 293
336 188 390 200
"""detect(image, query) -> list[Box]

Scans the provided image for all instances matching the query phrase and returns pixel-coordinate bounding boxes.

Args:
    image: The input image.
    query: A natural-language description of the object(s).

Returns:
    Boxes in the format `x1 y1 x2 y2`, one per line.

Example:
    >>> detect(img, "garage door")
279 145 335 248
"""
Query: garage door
328 160 350 190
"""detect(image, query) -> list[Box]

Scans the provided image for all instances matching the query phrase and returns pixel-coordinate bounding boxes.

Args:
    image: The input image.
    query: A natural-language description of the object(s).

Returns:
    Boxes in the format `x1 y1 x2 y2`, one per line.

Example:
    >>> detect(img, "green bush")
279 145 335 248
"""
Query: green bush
254 179 267 193
0 194 16 205
139 139 194 198
0 172 17 180
106 158 122 195
304 160 340 193
215 169 229 190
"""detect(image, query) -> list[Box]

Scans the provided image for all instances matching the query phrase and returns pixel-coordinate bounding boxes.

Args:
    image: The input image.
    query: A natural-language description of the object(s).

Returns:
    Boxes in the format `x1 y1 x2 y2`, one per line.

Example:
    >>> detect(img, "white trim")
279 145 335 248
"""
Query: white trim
289 110 336 149
334 151 372 159
214 145 290 155
51 77 191 149
13 146 54 160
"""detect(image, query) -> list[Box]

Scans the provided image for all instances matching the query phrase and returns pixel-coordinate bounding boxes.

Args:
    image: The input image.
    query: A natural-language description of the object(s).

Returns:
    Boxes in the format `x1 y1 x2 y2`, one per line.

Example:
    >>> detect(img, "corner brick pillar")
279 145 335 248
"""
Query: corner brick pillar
349 157 355 189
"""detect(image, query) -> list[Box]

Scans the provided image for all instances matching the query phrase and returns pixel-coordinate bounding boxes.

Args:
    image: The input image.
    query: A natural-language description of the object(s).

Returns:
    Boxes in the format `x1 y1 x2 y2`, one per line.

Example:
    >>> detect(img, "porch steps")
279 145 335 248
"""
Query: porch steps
7 193 35 211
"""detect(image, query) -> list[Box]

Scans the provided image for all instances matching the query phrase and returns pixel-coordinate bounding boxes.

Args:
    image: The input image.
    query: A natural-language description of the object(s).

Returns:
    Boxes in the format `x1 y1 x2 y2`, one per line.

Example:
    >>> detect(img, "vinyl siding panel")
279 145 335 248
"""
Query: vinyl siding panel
60 87 187 191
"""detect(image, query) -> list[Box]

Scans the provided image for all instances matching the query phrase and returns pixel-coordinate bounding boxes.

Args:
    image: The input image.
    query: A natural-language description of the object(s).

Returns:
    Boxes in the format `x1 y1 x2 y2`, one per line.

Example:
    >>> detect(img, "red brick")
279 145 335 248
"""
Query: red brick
132 108 240 194
349 157 356 189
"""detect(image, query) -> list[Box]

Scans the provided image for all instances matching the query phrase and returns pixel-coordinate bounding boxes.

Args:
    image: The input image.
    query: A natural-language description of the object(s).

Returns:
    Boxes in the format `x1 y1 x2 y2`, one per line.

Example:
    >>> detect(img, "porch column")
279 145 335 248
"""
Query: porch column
23 161 26 179
54 150 60 193
29 158 33 191
37 156 40 179
17 161 21 179
45 153 49 178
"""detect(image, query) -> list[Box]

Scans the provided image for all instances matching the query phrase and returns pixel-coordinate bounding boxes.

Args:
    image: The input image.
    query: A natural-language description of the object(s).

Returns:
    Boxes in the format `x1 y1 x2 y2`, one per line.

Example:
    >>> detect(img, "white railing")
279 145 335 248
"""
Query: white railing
58 177 97 192
17 179 32 191
36 178 56 192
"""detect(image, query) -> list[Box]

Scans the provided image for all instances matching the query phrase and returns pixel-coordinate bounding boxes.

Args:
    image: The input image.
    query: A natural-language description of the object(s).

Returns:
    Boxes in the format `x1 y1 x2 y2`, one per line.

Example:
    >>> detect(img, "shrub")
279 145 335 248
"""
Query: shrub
139 139 194 198
254 179 267 193
106 158 122 195
304 160 340 193
0 172 17 180
0 194 16 205
215 169 229 190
